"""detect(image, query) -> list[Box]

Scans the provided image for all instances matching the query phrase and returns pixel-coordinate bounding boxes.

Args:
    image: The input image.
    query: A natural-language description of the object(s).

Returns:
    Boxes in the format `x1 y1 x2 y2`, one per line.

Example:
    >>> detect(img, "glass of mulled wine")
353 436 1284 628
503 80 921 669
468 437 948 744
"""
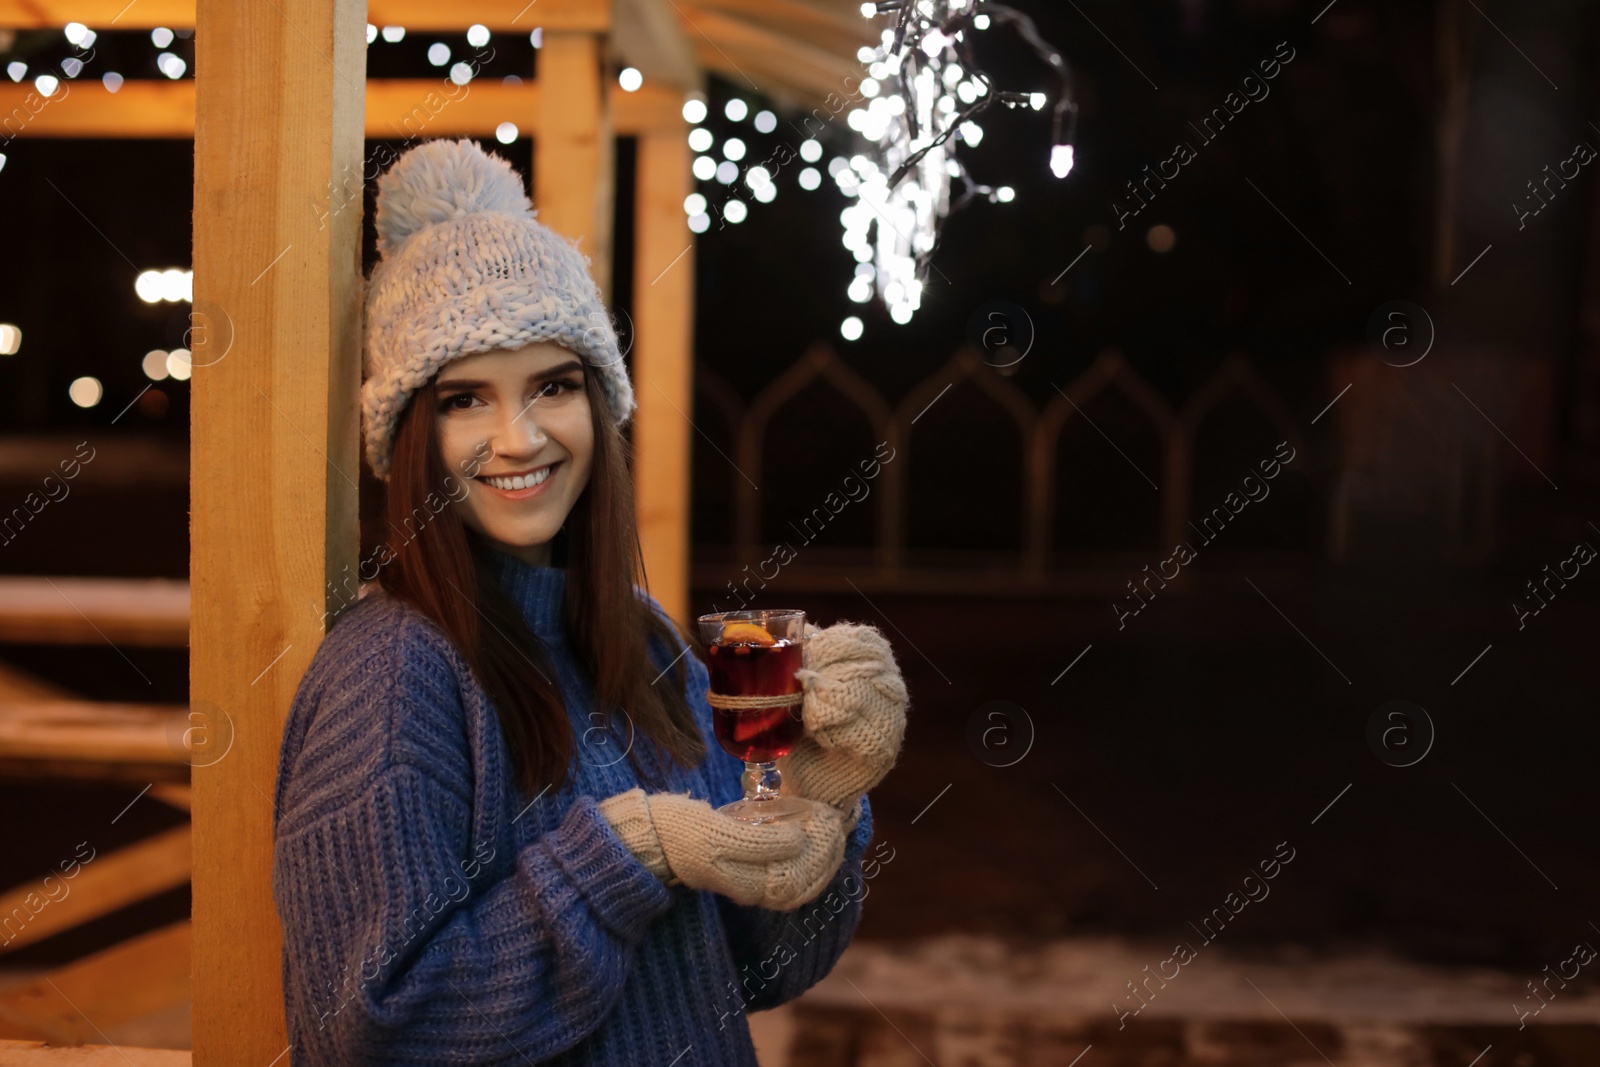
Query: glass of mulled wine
697 609 826 824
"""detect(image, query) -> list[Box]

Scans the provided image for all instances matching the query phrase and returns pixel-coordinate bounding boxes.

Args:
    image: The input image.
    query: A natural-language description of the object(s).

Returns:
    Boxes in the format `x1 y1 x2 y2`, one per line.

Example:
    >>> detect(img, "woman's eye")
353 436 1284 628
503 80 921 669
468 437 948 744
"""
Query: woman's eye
440 393 476 412
539 378 582 398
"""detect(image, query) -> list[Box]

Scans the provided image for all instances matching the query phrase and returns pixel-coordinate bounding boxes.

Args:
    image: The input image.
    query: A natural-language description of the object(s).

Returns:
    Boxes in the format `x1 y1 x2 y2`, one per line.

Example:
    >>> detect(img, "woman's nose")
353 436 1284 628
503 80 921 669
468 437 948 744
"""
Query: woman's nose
494 400 549 455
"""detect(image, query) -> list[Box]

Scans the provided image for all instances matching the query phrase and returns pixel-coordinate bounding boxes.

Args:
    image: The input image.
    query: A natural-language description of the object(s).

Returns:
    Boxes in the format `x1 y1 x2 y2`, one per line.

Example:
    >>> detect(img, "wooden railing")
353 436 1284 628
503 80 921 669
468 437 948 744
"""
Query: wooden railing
691 343 1319 594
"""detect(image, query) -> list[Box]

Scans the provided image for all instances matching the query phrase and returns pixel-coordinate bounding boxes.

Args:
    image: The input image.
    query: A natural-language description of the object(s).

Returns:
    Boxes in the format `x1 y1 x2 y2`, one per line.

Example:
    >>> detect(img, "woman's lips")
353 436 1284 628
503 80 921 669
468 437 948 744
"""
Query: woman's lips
476 462 559 501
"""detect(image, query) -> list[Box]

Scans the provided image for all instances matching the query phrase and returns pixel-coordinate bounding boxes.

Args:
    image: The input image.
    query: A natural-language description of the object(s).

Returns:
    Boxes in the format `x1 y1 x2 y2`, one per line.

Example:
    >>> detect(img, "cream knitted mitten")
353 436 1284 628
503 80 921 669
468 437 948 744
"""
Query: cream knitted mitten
597 788 847 911
777 622 909 828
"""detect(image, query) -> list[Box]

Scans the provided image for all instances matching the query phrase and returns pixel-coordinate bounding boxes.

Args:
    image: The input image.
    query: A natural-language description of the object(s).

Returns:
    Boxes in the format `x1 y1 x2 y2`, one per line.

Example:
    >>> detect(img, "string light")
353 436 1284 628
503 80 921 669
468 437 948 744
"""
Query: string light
835 0 1077 323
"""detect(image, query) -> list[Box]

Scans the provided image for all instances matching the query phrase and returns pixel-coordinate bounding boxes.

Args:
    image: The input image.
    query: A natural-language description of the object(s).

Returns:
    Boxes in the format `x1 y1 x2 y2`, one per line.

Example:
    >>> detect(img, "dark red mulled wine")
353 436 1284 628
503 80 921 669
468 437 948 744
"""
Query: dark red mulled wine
707 638 805 763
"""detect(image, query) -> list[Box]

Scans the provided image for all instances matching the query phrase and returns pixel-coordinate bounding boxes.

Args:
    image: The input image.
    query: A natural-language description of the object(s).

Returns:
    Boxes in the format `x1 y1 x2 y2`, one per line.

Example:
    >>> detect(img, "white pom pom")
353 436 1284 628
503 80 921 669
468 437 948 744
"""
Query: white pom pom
374 138 534 257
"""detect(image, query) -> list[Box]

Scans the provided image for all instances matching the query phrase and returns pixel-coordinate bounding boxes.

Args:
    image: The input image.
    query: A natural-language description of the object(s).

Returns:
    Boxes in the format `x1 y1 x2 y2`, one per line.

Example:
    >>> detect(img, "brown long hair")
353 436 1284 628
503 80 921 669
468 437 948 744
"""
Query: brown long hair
375 356 706 798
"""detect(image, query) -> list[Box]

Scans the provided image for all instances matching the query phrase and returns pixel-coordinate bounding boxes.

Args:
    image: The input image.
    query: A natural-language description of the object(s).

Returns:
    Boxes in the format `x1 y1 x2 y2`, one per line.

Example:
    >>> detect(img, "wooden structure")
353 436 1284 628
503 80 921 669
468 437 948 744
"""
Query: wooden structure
0 0 873 1061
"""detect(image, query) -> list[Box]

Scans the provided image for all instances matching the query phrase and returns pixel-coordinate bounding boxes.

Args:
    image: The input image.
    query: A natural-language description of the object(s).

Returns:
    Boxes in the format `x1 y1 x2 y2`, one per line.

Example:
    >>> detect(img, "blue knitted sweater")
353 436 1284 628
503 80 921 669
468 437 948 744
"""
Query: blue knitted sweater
272 549 874 1065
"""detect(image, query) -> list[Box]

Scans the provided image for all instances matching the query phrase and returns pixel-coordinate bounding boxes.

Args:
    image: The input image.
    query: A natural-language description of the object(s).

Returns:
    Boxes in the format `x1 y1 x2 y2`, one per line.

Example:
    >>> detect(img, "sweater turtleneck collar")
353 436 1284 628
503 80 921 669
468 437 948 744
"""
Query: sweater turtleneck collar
480 546 568 641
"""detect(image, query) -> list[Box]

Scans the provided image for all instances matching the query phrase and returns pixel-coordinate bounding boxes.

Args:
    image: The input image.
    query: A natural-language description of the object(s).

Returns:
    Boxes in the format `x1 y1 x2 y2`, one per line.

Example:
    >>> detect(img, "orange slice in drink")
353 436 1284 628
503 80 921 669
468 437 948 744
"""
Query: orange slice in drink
720 621 777 646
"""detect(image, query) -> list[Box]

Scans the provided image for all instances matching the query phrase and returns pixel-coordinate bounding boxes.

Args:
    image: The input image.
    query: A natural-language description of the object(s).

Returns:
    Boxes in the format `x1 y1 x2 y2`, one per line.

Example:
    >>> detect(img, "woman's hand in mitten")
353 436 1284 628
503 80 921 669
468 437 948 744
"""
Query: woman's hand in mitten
596 788 847 911
777 621 909 822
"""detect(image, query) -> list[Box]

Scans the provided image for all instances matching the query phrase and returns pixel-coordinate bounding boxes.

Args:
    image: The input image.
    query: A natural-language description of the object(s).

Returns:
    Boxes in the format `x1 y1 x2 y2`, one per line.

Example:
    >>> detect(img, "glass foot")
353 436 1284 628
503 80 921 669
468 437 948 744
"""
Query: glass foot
718 794 825 824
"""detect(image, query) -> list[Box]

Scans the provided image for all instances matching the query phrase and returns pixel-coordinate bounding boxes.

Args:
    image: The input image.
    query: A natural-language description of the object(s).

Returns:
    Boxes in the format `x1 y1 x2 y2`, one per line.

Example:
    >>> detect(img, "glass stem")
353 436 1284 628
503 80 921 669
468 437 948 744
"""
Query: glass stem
743 760 783 802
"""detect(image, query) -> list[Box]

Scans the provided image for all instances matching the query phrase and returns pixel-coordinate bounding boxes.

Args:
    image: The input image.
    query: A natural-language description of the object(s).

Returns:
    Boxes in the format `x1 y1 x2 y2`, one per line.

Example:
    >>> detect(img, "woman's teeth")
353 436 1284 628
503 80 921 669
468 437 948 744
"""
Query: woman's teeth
482 466 553 491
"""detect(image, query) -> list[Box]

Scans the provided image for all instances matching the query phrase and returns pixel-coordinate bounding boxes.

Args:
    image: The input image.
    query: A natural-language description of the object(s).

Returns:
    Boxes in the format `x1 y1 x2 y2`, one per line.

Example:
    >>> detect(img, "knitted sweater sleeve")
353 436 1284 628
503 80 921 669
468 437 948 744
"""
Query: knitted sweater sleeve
273 618 675 1066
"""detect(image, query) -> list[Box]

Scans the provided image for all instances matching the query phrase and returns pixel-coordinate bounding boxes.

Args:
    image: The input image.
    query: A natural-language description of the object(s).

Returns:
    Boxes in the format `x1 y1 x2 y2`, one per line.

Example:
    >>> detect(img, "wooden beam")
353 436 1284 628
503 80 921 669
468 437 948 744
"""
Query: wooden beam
0 577 188 648
0 79 685 138
613 0 701 92
684 0 874 60
0 661 75 702
0 1041 189 1065
681 5 864 103
0 921 190 1045
0 0 608 30
0 826 190 954
536 29 615 296
150 782 193 810
190 0 366 1062
369 78 682 138
0 701 190 778
632 129 695 624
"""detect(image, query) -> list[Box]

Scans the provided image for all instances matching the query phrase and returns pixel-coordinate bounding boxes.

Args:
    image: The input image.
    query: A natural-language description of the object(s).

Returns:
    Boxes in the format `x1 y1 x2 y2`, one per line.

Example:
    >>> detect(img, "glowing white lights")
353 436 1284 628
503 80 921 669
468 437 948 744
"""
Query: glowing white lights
683 97 708 123
166 349 193 381
495 121 518 144
723 200 748 224
746 164 777 203
799 139 823 163
143 350 169 380
715 160 738 184
832 0 1076 325
65 23 95 48
34 74 60 96
467 24 491 47
156 53 185 79
724 99 748 122
380 25 405 42
102 72 123 92
450 62 474 85
692 155 718 181
151 26 174 47
6 63 25 83
688 128 714 153
684 193 708 216
530 28 543 48
798 167 821 191
135 269 192 304
366 23 378 44
722 138 746 161
688 213 711 233
618 67 642 92
754 110 777 133
427 42 450 66
0 324 20 356
68 376 102 408
1051 143 1075 179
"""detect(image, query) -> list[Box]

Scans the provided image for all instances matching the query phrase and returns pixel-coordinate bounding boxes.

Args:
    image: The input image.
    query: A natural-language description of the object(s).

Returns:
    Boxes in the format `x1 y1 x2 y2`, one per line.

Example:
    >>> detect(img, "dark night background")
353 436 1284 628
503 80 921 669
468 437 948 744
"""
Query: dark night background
2 0 1600 1053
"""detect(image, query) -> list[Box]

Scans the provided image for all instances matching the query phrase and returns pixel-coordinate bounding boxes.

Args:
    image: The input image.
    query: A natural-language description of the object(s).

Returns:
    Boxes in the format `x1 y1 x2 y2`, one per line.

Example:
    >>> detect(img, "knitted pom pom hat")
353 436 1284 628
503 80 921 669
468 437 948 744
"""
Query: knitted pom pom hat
360 137 634 482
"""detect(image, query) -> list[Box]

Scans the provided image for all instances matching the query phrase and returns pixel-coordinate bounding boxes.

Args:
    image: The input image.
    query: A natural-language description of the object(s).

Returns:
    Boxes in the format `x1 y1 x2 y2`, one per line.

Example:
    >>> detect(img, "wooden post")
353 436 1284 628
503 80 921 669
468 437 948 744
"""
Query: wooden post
190 0 366 1061
536 30 615 297
632 129 696 623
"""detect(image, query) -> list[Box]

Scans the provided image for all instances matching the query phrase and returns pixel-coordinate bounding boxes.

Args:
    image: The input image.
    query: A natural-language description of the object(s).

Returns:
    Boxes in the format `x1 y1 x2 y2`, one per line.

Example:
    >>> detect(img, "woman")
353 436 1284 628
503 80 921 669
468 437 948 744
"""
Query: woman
271 137 910 1066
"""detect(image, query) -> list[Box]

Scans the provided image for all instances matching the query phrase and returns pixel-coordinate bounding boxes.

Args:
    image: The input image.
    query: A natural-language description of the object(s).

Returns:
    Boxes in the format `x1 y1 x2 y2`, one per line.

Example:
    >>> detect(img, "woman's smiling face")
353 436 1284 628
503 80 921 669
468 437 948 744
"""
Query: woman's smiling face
433 341 594 566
